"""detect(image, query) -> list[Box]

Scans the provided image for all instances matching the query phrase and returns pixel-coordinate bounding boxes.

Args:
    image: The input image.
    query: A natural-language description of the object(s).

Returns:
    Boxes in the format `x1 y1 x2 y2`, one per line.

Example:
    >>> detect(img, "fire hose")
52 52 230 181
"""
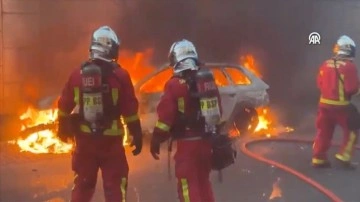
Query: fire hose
240 137 360 202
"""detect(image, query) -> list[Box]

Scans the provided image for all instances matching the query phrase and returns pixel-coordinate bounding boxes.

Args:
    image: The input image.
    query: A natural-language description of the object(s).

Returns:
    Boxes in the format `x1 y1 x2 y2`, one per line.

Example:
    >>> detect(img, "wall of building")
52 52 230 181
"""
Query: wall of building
0 0 41 115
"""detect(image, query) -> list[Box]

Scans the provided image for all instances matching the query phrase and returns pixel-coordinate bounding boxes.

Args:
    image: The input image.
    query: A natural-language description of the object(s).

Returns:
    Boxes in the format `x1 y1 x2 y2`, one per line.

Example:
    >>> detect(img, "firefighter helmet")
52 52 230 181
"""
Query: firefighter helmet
334 35 356 58
168 39 199 72
173 58 199 74
89 26 120 62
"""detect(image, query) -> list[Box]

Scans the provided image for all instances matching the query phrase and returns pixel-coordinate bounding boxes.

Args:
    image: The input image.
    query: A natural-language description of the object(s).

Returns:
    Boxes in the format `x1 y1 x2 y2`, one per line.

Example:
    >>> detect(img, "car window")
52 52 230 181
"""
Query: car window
211 68 230 87
225 67 251 85
139 68 174 93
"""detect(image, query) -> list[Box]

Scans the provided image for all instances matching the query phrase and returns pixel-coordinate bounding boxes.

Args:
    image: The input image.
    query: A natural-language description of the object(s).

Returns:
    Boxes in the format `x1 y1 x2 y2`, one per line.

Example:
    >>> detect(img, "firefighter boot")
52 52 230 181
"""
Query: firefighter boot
335 154 357 170
311 158 331 168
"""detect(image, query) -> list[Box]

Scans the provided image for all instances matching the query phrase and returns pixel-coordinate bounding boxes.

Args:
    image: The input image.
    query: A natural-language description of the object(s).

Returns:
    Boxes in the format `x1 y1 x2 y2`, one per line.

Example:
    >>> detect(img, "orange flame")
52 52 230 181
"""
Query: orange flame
16 107 73 154
234 54 294 137
239 54 262 78
118 48 157 84
118 48 173 93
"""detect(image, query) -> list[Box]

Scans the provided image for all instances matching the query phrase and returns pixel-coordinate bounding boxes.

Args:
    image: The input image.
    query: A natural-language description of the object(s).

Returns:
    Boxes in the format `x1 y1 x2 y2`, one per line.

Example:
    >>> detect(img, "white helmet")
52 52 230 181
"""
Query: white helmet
334 35 356 57
168 39 199 71
173 58 199 73
89 26 120 62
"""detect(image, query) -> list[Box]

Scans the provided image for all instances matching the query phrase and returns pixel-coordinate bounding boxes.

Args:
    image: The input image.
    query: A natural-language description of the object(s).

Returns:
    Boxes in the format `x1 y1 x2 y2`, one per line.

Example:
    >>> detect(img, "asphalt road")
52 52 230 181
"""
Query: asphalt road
0 128 359 202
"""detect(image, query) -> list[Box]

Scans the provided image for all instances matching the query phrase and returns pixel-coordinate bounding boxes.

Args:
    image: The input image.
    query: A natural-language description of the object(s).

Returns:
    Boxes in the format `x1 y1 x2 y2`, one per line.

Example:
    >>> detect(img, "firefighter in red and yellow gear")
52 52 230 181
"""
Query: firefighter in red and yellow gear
57 26 142 202
150 39 223 202
312 35 359 168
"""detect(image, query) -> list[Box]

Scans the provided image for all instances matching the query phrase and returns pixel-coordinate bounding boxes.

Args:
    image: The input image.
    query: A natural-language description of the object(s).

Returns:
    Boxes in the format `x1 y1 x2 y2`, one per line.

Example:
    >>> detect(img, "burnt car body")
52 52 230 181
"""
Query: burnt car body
134 63 270 135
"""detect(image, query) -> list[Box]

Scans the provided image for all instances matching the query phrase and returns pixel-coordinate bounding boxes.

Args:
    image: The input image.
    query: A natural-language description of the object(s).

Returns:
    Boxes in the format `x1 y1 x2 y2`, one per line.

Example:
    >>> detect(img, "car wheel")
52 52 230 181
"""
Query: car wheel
234 107 259 135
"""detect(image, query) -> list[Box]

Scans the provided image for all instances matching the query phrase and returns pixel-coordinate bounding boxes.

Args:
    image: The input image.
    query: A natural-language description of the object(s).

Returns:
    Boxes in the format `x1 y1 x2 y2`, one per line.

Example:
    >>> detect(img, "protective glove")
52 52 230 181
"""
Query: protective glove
150 129 170 160
130 135 143 156
57 116 73 143
127 120 143 156
150 135 161 160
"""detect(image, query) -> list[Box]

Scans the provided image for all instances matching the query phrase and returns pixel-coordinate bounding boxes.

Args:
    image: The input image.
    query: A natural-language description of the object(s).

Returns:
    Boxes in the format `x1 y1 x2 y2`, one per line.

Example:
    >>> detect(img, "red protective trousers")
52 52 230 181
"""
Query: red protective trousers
313 107 359 163
71 135 128 202
174 138 215 202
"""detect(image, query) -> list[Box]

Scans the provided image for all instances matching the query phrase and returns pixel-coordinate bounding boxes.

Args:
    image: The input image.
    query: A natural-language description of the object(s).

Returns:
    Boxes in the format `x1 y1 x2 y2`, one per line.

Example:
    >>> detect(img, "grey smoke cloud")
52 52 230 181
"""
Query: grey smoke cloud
24 0 360 126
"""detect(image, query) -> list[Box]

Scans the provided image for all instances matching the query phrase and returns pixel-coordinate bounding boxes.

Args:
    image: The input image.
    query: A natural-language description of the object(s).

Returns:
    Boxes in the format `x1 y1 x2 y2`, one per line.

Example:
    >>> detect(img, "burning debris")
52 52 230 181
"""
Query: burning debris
228 106 294 138
253 107 294 138
269 177 283 200
12 106 132 154
15 107 72 154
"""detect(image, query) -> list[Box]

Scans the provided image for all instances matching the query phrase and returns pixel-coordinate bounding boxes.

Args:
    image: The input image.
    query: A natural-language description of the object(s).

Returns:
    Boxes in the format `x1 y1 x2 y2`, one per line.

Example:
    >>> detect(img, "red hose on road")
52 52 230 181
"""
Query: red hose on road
240 137 360 202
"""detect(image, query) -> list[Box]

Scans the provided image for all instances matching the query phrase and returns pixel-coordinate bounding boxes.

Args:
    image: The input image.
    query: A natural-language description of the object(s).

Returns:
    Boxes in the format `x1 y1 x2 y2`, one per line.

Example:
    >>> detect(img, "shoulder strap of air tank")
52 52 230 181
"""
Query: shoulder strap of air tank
80 60 92 70
109 62 122 84
107 62 122 108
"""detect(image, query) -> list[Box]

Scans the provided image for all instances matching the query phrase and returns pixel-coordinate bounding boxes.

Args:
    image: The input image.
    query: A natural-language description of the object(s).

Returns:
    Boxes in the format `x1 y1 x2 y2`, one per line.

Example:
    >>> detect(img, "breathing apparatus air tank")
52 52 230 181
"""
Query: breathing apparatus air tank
194 68 221 134
80 63 104 128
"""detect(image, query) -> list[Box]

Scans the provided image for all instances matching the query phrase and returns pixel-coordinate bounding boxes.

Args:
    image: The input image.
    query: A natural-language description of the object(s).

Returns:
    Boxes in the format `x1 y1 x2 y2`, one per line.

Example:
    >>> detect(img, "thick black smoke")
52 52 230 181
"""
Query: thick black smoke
34 0 359 126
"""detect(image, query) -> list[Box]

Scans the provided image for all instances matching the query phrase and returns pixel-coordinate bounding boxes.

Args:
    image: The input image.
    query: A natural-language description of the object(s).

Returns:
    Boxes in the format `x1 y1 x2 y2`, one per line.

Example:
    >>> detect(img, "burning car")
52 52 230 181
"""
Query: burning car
135 62 270 136
11 52 282 154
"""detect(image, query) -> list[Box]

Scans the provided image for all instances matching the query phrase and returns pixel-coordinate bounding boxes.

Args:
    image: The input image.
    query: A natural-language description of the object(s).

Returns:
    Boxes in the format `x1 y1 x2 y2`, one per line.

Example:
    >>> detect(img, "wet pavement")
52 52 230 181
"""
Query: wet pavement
1 129 359 202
